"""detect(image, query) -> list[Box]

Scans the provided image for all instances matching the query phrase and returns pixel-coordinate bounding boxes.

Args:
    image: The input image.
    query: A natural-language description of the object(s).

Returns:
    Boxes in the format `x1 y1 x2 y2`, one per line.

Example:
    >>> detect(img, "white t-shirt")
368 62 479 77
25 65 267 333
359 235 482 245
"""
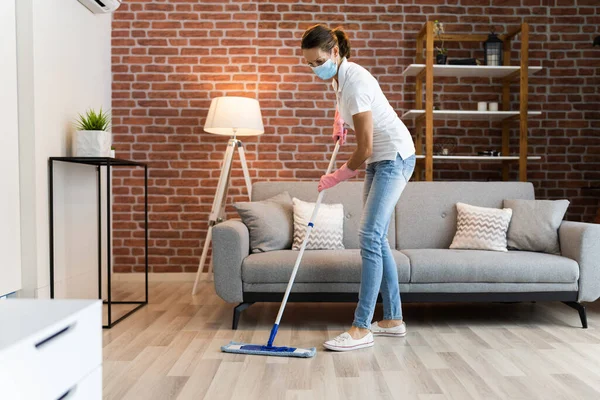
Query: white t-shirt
332 58 415 164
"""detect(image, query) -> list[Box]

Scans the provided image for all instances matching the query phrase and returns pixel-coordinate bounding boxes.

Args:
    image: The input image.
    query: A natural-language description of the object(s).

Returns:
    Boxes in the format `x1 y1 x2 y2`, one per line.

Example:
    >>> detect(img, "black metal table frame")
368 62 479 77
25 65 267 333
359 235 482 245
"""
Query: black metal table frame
48 157 148 328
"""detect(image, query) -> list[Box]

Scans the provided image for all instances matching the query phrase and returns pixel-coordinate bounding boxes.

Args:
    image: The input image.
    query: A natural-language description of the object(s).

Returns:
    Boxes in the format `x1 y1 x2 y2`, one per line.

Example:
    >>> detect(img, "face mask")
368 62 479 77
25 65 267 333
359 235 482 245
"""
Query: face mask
311 58 337 80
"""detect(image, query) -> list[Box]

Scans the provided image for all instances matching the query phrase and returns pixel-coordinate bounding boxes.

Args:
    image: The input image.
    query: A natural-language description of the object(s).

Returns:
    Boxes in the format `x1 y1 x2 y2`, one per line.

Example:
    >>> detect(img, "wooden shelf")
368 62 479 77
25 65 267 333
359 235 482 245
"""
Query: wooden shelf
401 64 542 79
411 21 536 182
415 155 542 161
402 110 542 121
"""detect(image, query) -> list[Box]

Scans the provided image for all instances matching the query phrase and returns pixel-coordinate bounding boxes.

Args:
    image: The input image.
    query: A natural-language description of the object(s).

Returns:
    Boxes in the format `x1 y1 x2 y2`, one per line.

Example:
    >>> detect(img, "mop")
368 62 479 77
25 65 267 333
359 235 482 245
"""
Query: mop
221 140 342 358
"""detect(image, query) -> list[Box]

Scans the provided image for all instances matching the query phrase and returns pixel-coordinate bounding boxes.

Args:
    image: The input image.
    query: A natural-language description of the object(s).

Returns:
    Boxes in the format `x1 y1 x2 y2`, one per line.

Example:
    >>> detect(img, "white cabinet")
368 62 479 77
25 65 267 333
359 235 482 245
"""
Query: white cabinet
0 300 102 399
0 0 23 297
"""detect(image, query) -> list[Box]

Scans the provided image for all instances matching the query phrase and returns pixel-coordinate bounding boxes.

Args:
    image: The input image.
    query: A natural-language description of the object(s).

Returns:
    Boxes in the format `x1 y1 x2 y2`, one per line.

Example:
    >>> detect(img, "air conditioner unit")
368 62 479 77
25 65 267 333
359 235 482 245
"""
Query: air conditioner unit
78 0 122 14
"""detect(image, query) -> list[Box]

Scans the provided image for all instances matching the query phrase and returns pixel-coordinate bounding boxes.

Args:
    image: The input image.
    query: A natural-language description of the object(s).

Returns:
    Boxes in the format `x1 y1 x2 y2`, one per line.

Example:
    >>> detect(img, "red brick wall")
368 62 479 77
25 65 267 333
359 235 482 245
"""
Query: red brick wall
111 0 600 273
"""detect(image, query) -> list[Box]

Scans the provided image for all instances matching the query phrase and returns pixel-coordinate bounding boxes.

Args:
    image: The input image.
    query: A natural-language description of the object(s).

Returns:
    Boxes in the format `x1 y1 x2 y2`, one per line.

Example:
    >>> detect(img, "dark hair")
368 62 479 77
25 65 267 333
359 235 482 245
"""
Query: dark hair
301 24 351 60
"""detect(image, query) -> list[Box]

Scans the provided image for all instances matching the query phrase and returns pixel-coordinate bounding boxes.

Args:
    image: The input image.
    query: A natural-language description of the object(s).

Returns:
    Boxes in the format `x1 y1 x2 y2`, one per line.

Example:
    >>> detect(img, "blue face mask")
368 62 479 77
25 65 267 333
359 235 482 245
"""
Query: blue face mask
311 58 337 80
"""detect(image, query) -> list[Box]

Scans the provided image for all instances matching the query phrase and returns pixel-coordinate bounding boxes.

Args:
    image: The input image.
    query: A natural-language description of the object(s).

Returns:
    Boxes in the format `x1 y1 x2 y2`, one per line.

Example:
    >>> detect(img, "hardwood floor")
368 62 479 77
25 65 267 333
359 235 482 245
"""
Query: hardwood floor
103 280 600 400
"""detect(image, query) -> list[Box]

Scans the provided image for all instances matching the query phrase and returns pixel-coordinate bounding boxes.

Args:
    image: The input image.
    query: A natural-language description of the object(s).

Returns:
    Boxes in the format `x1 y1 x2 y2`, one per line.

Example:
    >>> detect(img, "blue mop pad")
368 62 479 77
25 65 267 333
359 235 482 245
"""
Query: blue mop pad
221 342 316 358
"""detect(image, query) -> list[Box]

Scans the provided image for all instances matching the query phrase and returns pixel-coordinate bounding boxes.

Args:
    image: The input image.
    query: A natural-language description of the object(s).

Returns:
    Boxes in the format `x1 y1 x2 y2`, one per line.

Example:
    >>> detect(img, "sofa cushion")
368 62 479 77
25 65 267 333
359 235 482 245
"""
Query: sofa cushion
504 199 570 254
403 249 579 284
234 191 293 253
242 249 410 284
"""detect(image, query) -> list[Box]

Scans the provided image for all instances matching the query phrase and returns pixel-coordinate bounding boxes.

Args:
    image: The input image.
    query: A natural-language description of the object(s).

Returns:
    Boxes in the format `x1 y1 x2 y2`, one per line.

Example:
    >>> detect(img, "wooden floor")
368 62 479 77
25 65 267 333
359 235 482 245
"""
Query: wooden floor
103 280 600 400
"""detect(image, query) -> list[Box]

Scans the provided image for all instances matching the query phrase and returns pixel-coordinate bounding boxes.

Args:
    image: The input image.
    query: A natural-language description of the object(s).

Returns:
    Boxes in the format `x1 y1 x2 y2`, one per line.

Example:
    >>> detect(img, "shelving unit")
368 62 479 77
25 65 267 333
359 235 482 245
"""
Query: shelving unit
407 22 541 182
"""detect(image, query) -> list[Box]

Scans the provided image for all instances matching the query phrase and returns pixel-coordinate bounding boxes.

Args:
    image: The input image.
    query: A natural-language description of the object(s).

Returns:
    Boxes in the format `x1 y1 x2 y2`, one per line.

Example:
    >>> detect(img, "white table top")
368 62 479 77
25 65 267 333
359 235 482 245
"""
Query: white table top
0 299 100 352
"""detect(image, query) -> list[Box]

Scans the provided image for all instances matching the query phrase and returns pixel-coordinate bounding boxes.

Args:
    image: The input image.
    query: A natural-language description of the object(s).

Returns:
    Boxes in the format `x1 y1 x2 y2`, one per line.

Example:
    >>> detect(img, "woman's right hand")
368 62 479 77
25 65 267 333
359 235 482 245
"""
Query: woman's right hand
318 163 358 192
333 108 347 145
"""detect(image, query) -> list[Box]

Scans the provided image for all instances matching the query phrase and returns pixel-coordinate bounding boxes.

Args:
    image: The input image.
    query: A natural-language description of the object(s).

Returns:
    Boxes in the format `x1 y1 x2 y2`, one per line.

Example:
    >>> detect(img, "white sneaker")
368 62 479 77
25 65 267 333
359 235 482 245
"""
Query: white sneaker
370 321 407 337
323 332 374 352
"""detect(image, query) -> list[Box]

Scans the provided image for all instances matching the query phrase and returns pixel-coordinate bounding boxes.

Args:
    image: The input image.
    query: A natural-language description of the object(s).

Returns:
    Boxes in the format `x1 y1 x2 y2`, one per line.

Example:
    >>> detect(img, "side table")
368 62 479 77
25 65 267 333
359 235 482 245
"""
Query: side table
48 157 148 328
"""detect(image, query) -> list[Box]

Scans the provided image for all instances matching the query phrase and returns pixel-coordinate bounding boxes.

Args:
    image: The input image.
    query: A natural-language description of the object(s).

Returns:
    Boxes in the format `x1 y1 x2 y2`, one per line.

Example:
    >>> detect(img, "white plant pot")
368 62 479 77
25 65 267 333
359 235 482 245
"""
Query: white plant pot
75 130 112 157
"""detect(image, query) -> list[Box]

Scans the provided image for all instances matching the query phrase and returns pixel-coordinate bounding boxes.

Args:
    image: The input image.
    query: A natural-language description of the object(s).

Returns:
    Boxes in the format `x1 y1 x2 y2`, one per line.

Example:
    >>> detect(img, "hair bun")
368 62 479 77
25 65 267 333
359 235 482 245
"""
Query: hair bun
332 27 351 60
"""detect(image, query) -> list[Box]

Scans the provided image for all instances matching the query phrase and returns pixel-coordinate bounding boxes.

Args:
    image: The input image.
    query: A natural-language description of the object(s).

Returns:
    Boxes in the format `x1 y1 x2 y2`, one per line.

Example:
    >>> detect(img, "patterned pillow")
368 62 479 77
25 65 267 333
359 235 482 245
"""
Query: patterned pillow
292 198 344 250
450 202 513 252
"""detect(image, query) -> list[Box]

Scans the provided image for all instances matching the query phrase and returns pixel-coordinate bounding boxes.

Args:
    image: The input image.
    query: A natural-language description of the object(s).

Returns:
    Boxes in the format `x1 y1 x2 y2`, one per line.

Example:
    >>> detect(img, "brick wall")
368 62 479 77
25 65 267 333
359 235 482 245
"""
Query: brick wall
111 0 600 273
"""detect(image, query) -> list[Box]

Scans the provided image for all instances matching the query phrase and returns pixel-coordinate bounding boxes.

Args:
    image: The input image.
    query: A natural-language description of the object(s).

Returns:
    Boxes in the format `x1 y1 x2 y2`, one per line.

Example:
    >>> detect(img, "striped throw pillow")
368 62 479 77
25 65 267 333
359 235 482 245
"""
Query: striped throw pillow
450 202 513 252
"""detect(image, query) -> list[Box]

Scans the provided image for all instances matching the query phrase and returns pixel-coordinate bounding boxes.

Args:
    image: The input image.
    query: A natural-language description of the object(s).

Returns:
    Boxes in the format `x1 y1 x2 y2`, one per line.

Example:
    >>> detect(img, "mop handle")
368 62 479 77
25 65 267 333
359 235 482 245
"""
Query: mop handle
267 141 341 345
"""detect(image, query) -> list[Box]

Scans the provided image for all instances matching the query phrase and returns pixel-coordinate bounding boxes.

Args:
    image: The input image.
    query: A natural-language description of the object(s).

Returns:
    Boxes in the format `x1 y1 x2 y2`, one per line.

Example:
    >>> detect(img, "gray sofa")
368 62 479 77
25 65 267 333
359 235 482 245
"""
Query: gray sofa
212 181 600 329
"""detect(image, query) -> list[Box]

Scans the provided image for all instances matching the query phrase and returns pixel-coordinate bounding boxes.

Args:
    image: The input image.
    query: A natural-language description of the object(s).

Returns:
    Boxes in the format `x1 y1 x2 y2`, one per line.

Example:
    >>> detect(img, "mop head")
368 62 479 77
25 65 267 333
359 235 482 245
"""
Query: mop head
221 342 316 358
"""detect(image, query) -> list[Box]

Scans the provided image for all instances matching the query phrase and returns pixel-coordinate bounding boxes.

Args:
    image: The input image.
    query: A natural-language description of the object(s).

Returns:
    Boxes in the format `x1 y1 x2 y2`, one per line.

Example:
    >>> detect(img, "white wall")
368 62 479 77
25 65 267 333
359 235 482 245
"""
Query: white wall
0 0 23 297
16 0 112 299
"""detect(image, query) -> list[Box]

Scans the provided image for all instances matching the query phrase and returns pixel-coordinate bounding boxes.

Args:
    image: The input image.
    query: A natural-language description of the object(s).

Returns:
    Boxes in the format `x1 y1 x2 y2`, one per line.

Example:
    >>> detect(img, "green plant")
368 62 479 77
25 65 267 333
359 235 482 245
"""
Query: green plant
75 108 111 131
433 20 447 55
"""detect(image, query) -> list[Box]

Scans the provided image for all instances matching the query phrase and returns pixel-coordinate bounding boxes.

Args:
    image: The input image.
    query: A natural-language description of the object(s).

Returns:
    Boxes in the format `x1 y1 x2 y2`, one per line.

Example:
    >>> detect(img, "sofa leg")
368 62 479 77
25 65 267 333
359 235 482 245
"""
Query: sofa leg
563 301 588 329
232 302 254 330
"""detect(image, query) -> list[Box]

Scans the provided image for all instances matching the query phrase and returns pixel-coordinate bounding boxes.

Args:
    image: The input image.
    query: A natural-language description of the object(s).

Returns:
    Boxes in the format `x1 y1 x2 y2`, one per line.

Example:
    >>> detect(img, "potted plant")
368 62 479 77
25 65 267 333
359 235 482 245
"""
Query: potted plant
434 20 448 65
74 108 112 157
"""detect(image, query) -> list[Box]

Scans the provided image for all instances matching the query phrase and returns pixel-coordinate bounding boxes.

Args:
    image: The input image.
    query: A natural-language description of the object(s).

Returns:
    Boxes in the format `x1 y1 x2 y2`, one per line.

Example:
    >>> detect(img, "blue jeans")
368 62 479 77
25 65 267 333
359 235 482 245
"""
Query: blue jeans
352 153 416 329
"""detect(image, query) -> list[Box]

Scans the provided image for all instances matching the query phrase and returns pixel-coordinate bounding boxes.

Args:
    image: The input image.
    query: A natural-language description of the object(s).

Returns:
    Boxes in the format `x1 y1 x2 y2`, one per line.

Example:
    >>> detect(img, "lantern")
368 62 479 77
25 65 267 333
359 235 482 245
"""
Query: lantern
483 31 503 66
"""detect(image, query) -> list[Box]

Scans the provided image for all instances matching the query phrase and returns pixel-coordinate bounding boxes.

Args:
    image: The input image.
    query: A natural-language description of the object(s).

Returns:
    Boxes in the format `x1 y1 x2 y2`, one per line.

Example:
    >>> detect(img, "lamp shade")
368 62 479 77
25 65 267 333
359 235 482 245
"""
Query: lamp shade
204 96 264 137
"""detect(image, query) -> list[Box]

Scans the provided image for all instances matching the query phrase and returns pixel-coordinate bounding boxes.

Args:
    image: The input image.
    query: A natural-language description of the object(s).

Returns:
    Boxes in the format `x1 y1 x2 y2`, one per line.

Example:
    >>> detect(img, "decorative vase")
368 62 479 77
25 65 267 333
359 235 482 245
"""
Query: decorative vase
436 54 447 65
75 130 112 157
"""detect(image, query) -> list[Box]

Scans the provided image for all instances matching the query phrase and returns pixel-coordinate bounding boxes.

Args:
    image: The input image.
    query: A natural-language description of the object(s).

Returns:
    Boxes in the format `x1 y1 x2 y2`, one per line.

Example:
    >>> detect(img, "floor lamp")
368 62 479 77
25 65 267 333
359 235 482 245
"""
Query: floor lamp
192 97 264 295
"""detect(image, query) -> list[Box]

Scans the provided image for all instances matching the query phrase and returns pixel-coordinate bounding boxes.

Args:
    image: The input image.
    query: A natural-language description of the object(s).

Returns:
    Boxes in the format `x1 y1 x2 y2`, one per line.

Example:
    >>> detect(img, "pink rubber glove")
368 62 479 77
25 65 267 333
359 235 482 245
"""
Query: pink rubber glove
318 163 358 192
333 108 348 145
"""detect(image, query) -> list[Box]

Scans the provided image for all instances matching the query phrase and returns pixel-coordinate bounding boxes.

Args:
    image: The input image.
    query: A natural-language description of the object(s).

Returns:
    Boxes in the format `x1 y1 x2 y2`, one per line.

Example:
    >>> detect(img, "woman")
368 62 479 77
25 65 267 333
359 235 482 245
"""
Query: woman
301 24 416 352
